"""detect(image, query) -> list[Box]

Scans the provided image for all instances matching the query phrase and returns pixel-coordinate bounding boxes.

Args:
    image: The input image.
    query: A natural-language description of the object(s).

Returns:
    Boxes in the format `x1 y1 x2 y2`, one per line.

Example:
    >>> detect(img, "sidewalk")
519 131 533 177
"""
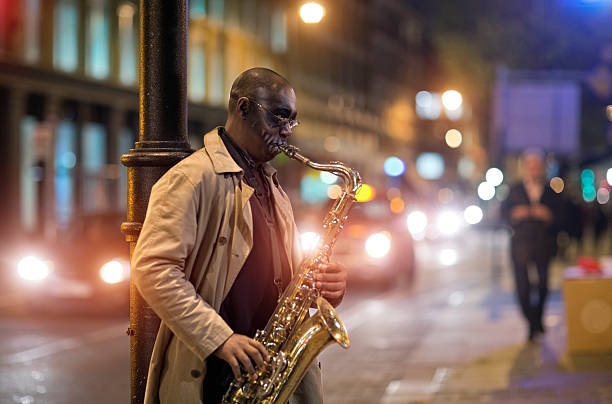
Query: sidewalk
382 259 612 404
322 232 612 404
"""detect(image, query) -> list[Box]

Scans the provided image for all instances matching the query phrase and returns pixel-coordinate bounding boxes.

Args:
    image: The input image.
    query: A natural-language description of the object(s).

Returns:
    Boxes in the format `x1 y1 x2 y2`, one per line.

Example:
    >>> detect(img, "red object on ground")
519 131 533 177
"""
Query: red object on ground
577 256 602 272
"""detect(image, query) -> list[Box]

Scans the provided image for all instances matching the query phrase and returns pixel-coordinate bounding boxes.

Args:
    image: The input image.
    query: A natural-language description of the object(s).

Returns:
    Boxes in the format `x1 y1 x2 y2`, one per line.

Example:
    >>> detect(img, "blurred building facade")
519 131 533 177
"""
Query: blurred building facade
0 0 429 251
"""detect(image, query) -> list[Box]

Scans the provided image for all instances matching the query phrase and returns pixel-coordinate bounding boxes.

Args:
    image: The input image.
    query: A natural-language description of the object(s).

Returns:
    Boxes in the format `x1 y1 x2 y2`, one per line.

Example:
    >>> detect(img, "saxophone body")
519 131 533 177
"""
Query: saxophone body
222 144 362 404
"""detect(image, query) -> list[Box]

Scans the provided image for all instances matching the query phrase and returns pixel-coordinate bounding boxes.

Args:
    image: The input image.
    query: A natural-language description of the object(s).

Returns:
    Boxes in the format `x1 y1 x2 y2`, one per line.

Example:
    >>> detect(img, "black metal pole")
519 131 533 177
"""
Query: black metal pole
121 1 191 403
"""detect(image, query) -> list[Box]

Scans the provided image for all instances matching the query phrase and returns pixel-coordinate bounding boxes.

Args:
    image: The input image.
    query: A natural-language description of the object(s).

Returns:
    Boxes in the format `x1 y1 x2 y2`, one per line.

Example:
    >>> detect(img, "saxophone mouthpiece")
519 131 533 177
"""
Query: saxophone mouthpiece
276 143 299 157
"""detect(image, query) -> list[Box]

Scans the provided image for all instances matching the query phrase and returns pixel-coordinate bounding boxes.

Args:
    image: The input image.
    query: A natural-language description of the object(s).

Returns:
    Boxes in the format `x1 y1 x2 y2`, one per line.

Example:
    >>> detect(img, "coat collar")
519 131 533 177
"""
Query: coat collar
203 127 279 184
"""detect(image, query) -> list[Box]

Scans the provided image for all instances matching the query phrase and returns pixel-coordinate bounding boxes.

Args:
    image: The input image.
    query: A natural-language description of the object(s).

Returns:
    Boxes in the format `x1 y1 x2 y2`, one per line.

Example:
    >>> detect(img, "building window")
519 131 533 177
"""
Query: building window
118 3 137 85
19 116 40 232
271 7 287 54
190 0 206 18
86 0 110 79
209 0 224 22
118 128 134 211
83 123 108 213
23 0 41 63
53 0 79 72
209 39 225 106
188 41 206 102
55 121 77 228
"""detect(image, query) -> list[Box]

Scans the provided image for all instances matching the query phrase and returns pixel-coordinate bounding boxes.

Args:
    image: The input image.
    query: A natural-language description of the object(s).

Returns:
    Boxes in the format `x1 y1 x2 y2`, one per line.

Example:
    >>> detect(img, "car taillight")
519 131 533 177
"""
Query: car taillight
17 256 50 281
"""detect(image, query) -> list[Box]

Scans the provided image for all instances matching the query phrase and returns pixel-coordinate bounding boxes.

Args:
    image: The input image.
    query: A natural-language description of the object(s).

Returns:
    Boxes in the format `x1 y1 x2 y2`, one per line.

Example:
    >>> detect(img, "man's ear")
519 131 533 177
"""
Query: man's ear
236 97 250 119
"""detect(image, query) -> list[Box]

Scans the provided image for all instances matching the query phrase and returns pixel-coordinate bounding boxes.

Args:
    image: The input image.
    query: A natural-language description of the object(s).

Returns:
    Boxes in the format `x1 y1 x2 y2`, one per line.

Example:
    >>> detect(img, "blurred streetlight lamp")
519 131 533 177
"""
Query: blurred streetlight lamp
442 90 463 111
485 167 504 186
300 2 325 23
445 129 462 148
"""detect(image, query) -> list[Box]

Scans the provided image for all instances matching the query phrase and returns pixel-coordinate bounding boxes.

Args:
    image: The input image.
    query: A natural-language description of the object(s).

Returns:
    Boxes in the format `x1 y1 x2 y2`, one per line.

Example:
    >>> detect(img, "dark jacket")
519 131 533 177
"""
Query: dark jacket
501 182 561 262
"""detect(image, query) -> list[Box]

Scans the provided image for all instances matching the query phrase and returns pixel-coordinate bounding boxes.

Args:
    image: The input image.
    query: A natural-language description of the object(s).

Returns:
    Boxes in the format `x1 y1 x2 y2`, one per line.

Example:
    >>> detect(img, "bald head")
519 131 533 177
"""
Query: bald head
522 151 546 183
228 67 292 111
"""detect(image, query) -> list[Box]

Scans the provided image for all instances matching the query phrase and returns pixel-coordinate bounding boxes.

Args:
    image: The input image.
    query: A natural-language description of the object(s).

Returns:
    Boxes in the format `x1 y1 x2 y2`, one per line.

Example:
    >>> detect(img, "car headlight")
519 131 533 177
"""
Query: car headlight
436 210 462 236
99 260 129 284
406 210 428 237
365 232 391 258
300 231 320 253
17 256 50 281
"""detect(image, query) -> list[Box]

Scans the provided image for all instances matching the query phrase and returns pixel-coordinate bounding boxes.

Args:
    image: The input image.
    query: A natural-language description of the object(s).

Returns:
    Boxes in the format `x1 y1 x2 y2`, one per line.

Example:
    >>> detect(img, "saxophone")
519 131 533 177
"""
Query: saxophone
222 143 362 404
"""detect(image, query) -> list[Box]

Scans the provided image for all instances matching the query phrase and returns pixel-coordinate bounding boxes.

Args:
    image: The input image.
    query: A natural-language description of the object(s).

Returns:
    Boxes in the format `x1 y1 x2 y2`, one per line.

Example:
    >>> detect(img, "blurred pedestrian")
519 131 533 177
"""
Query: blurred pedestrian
131 68 347 404
501 151 561 341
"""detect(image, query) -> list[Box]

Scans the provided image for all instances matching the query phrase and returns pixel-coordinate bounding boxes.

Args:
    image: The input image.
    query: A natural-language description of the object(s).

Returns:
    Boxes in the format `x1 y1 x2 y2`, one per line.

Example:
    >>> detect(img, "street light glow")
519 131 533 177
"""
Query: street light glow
477 181 495 201
406 210 428 236
383 156 406 177
464 205 484 225
442 90 462 111
485 168 504 186
300 2 325 23
445 129 462 148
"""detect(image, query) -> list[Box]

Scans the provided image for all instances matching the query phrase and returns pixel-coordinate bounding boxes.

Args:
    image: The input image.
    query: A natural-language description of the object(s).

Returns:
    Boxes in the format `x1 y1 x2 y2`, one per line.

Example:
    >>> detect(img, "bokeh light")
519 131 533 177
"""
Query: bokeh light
445 129 462 148
457 157 475 179
485 167 504 186
416 153 445 180
300 2 325 23
300 231 320 252
99 260 127 284
327 184 342 199
390 197 405 214
415 91 442 119
383 156 406 177
387 187 401 200
463 205 484 224
550 177 565 193
441 90 463 110
17 256 50 281
320 171 338 184
365 232 391 258
406 210 428 236
355 184 375 202
477 181 495 201
436 210 461 235
597 188 610 204
439 248 458 266
438 188 454 203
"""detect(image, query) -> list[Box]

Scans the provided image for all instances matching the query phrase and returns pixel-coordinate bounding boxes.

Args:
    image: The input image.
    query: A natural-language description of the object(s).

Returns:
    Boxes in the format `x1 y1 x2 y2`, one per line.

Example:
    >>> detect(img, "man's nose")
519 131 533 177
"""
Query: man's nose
279 122 293 136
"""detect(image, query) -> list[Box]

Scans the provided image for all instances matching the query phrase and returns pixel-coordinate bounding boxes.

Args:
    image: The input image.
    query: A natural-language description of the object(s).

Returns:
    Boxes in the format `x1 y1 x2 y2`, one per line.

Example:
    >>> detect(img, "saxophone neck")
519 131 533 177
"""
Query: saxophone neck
277 143 362 194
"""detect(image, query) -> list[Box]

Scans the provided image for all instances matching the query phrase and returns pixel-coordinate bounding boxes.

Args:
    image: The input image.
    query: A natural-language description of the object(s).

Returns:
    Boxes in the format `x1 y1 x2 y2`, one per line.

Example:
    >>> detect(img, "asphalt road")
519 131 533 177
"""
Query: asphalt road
0 230 505 404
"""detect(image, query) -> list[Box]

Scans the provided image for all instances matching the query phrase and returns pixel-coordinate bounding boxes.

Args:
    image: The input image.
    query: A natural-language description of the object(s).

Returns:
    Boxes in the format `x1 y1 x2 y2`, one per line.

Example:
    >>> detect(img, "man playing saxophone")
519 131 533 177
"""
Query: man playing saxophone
132 68 348 404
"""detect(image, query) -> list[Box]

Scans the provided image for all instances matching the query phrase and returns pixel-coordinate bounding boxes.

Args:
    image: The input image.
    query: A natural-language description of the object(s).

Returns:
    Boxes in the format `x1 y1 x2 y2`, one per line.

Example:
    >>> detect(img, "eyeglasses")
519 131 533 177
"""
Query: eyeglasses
248 98 300 130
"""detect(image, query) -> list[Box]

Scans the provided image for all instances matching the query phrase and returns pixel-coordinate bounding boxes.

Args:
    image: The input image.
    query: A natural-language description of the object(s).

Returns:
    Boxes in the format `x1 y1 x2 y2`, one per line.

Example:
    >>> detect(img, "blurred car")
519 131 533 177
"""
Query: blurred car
300 202 416 288
12 213 129 313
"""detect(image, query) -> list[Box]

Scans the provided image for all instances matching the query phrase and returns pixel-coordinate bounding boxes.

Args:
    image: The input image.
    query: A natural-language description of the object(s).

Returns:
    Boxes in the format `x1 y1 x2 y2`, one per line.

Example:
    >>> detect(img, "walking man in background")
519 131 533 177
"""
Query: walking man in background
502 151 561 341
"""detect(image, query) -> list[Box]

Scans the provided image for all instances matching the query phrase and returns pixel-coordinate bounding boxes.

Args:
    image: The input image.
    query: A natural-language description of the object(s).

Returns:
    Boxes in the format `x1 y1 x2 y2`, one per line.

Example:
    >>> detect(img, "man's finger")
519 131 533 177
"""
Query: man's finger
322 290 343 299
317 272 346 282
246 345 266 370
249 339 270 362
236 350 256 376
317 280 346 291
227 357 242 381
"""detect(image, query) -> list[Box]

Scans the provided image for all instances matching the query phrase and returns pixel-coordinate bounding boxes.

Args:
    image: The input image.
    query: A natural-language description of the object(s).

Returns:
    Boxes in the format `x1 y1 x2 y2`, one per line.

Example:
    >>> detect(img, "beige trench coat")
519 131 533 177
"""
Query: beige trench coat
132 128 322 404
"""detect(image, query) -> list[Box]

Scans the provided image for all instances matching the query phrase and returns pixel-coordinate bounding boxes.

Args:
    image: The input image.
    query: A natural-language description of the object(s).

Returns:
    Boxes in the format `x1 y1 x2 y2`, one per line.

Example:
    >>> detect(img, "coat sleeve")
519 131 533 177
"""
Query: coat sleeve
131 169 233 362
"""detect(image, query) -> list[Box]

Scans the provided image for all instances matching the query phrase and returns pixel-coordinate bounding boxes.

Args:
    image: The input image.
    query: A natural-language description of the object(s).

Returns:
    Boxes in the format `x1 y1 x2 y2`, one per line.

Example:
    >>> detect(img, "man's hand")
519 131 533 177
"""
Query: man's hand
213 334 269 381
510 205 530 221
531 204 553 222
316 262 347 306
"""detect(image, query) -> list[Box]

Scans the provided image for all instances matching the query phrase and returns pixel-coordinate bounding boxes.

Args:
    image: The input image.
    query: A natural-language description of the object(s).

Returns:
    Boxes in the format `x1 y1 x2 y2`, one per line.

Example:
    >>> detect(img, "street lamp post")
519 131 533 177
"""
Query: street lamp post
121 1 192 403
